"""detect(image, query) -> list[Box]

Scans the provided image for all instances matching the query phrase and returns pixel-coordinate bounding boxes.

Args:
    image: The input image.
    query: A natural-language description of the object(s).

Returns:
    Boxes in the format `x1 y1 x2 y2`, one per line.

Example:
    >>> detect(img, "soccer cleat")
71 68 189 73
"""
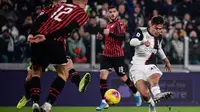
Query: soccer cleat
154 92 172 103
96 100 109 111
40 102 52 112
16 96 30 109
32 103 40 112
134 91 142 106
79 73 91 92
149 104 156 112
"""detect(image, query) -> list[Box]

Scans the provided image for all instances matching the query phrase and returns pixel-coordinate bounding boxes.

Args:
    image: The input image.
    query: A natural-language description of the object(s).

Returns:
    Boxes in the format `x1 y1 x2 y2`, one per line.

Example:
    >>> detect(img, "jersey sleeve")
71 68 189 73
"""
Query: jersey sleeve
158 38 167 59
40 5 54 16
75 10 89 27
132 29 144 41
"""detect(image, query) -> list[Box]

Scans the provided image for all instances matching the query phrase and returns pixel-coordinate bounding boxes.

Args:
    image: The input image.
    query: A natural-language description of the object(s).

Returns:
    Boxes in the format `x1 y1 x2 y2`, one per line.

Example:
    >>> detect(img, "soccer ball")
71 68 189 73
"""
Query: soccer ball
104 89 121 105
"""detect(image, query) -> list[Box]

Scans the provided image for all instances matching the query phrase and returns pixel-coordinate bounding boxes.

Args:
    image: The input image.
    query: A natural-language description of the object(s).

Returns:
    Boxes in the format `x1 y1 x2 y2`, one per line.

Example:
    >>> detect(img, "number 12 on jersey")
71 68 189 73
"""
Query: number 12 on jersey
51 5 73 22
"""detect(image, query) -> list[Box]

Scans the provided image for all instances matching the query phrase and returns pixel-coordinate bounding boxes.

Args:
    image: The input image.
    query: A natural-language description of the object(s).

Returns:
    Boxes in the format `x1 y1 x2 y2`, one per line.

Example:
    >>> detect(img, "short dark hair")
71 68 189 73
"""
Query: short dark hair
151 15 165 25
108 5 117 10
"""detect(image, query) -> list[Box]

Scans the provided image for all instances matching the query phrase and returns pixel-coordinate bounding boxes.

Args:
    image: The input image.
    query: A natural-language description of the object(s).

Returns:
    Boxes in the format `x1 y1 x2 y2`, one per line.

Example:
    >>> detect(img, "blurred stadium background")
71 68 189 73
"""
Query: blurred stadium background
1 0 200 112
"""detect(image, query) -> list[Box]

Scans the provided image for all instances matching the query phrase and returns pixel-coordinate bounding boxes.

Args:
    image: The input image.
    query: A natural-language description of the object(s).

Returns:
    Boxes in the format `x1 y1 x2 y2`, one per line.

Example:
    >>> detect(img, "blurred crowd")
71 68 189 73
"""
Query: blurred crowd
0 0 200 64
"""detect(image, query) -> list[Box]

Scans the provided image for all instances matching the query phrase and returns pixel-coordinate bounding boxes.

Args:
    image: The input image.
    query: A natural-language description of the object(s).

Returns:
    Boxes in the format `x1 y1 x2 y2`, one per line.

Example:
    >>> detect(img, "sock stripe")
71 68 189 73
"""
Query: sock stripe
50 88 60 94
31 93 40 96
50 92 58 99
30 88 41 92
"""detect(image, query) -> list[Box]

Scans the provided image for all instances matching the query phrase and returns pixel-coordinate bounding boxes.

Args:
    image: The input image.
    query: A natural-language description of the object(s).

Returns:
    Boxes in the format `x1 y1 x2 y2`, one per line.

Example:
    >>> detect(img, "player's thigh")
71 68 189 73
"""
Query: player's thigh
113 57 126 77
100 56 112 79
47 41 68 65
129 67 146 85
146 65 162 82
31 43 46 76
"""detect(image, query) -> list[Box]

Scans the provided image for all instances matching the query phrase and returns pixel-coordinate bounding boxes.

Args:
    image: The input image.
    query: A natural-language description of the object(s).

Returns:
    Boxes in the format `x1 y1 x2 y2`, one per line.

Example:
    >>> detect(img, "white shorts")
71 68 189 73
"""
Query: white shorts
129 64 163 84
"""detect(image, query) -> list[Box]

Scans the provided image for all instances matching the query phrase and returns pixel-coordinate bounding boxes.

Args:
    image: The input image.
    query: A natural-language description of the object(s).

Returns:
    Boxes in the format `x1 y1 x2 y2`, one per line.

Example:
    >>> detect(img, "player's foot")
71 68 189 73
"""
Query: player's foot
96 100 109 111
148 104 156 112
134 91 142 106
40 102 52 112
16 96 30 109
32 103 40 112
154 92 172 103
79 73 91 92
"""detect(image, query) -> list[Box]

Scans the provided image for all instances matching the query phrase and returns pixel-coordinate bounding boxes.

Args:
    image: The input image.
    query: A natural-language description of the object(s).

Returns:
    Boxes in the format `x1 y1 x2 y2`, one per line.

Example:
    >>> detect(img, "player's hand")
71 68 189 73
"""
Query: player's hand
97 32 103 40
34 34 46 43
104 29 110 36
143 41 150 47
165 62 172 72
27 34 36 43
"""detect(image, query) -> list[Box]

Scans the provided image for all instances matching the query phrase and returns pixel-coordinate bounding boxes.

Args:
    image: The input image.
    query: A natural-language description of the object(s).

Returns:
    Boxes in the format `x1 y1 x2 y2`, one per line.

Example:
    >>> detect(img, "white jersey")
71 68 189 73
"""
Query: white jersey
130 27 166 65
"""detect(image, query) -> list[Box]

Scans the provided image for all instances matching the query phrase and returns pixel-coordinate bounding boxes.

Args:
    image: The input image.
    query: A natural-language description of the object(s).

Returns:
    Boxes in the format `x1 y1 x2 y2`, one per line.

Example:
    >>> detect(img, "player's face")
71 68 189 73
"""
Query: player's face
108 8 118 21
151 24 163 37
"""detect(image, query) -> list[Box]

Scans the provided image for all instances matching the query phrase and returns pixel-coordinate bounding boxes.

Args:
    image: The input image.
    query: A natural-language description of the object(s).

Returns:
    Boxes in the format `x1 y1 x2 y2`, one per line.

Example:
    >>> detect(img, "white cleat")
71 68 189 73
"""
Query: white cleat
40 102 52 112
149 104 156 112
154 92 172 103
32 103 40 112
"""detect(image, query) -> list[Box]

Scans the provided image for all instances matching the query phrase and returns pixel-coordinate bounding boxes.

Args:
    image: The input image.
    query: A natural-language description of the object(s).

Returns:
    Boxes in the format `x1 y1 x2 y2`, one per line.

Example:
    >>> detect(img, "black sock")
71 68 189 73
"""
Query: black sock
30 77 41 104
46 76 66 104
124 78 138 94
69 69 81 88
24 80 31 100
100 79 108 99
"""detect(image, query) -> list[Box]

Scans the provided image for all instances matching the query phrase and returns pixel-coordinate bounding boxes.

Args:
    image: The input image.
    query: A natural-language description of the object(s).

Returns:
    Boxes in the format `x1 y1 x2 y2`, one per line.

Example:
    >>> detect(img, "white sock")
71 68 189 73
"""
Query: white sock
133 91 140 96
102 99 107 103
151 86 161 96
147 97 155 107
44 102 52 110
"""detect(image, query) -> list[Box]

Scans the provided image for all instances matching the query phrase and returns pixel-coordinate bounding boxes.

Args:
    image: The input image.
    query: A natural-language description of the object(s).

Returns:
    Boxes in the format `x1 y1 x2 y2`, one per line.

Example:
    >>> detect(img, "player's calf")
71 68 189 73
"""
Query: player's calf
119 75 142 106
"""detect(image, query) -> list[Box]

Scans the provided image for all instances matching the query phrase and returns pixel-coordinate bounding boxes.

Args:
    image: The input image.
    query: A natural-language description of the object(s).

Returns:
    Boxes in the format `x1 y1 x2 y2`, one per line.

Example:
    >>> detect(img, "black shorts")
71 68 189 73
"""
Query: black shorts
31 40 67 68
100 56 126 76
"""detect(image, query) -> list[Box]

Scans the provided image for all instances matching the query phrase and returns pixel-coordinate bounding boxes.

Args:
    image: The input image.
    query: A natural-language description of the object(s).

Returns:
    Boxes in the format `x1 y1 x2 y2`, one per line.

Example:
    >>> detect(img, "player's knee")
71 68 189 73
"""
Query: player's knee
32 65 42 77
119 74 127 82
100 70 109 80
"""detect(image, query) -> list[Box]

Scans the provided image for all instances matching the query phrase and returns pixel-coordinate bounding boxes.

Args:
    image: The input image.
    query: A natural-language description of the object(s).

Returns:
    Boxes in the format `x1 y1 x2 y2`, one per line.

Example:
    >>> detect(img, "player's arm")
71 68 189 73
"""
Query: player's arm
158 38 172 72
109 21 126 40
130 29 144 46
109 33 125 40
29 6 52 35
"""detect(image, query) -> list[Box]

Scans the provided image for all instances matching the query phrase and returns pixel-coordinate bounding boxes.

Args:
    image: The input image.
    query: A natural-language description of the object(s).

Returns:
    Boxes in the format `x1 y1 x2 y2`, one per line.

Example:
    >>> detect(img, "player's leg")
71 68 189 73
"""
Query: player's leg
96 56 111 111
113 57 142 106
16 69 32 109
67 57 91 92
40 41 69 112
129 65 156 112
41 64 68 112
29 43 46 112
135 80 156 112
147 67 172 103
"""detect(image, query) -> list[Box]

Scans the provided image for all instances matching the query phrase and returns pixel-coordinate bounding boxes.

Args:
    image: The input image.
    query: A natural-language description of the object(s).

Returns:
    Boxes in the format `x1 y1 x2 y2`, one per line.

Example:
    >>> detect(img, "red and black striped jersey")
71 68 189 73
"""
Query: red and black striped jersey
31 4 89 40
102 19 126 57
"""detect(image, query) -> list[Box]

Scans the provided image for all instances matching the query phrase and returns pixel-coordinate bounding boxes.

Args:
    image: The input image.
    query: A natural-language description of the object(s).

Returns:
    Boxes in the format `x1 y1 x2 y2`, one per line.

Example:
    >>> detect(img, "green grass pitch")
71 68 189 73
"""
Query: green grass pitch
1 106 200 112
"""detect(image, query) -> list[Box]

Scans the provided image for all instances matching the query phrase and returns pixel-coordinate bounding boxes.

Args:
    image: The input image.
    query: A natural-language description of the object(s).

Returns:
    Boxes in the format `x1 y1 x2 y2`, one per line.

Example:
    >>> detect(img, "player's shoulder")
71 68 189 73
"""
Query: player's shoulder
137 27 148 33
117 19 125 25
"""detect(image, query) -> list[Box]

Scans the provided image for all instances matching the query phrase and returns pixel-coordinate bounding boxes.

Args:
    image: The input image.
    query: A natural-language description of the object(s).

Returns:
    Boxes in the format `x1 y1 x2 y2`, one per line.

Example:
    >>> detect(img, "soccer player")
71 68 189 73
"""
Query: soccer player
96 6 142 111
26 0 89 112
129 15 172 112
16 0 91 110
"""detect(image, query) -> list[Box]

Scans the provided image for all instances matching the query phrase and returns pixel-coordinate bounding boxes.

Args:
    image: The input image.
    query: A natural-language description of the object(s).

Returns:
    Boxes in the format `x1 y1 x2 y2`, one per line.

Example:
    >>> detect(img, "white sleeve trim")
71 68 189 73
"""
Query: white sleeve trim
130 38 142 47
